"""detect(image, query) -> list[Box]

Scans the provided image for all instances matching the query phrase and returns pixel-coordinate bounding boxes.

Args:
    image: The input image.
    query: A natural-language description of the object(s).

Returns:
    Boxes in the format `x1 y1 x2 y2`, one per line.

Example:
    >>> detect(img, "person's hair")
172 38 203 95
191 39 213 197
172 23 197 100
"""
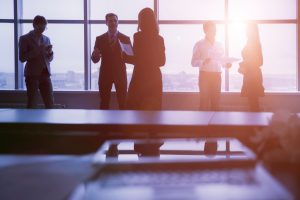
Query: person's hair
203 21 216 34
246 22 263 66
137 8 159 35
246 22 261 45
105 13 118 21
33 15 47 26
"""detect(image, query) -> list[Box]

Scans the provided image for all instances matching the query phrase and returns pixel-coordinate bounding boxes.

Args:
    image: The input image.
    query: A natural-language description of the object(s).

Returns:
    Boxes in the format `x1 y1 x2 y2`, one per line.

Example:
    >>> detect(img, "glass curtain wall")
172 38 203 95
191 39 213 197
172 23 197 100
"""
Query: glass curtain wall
0 0 297 91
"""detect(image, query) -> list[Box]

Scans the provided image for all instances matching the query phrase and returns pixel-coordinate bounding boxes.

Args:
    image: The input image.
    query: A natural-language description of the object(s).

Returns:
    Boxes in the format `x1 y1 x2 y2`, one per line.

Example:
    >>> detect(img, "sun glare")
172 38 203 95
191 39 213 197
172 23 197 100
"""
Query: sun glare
228 22 247 58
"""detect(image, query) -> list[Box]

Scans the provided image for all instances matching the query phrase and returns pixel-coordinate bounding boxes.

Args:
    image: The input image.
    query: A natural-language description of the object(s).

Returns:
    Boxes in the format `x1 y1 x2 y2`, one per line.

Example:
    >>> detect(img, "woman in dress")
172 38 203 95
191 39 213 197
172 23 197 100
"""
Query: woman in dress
124 7 166 110
239 22 264 112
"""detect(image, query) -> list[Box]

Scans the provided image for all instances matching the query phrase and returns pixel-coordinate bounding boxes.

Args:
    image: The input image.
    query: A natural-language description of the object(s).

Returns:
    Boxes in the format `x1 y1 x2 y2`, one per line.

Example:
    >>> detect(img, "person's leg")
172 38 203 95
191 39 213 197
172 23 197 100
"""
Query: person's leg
25 76 39 109
248 96 260 112
99 78 113 109
210 73 221 111
39 75 54 109
114 76 127 110
199 71 210 111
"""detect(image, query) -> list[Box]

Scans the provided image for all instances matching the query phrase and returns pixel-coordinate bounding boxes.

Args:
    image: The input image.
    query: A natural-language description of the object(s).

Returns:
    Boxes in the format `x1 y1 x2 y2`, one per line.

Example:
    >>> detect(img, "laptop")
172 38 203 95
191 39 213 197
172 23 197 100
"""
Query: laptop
68 138 293 200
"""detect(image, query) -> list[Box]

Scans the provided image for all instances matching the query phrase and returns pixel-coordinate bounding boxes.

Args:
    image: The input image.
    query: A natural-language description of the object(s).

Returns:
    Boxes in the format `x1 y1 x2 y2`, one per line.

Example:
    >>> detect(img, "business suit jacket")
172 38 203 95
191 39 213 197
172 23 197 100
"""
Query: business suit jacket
125 32 166 110
92 32 131 87
19 31 53 77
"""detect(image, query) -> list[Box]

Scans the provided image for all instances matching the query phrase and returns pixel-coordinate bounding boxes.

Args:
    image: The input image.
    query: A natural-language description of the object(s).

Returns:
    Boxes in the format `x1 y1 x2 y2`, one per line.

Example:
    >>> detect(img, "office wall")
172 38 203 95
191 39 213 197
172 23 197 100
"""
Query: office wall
0 91 299 112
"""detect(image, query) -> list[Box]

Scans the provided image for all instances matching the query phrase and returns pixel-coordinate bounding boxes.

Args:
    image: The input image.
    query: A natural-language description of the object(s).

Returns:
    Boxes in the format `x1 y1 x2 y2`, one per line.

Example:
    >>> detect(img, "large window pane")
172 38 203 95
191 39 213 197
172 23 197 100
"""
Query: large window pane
229 0 296 20
91 0 153 20
159 0 225 20
228 23 246 91
160 24 225 92
229 24 297 91
22 0 83 19
23 24 84 90
0 24 14 89
0 0 13 19
90 24 136 90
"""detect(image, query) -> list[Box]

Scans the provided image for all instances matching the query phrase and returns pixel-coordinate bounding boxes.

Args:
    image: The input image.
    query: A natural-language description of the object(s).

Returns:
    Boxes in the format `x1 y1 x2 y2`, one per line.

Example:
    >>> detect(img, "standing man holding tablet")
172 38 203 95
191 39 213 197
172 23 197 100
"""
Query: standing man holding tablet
91 13 131 109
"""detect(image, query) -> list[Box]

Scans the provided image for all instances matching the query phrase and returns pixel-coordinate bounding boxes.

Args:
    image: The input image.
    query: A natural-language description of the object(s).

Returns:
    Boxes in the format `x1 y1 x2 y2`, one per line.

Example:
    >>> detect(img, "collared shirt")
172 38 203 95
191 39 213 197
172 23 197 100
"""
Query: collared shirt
107 30 119 44
191 38 225 72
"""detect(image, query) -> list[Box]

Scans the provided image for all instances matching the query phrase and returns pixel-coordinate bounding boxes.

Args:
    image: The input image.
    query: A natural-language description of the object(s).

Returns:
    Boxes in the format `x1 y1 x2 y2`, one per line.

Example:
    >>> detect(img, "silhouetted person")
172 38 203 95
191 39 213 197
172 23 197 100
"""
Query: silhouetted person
124 8 166 110
191 21 231 111
19 15 54 109
123 8 165 156
238 22 264 112
91 13 131 109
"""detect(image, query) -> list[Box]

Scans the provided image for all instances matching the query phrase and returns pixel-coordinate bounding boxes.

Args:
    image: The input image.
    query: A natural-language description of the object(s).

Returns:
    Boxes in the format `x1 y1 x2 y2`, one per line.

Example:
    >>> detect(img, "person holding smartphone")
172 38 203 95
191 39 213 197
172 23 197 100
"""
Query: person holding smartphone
19 15 54 109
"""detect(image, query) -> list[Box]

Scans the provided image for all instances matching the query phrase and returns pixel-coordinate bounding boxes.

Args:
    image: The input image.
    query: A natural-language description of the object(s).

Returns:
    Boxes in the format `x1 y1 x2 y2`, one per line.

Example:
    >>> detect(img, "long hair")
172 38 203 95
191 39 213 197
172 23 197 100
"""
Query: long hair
137 8 159 35
246 22 261 46
246 22 263 66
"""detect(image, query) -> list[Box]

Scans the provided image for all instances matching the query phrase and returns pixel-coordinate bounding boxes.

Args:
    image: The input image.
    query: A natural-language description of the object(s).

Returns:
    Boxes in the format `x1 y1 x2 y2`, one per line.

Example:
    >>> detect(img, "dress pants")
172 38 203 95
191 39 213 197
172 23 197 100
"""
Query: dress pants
199 71 221 111
25 69 54 109
98 77 127 110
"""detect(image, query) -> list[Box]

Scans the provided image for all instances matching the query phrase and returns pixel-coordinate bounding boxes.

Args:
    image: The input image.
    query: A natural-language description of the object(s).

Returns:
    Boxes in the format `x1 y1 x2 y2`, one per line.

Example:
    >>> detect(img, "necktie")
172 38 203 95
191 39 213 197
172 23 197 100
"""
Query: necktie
109 35 117 48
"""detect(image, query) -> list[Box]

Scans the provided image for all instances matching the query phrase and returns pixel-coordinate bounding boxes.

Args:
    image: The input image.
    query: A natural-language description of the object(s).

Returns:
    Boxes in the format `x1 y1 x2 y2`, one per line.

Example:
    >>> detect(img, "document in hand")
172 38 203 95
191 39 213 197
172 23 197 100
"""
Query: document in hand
219 57 240 64
119 40 134 56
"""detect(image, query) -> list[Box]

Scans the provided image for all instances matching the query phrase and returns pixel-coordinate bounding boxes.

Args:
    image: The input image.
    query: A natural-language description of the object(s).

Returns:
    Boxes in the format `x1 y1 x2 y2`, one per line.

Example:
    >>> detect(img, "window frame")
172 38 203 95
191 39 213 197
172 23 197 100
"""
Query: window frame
0 0 298 91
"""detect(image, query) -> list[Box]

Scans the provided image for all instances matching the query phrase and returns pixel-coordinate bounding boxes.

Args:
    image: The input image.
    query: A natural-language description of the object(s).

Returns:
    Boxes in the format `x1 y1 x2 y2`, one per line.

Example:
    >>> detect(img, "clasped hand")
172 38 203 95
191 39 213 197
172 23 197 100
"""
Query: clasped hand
92 48 101 60
39 44 53 55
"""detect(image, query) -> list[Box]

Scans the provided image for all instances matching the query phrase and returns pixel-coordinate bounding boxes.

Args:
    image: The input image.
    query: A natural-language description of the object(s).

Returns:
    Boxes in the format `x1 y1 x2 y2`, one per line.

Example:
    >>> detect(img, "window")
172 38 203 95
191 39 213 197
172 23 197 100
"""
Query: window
0 24 14 89
22 0 83 19
259 24 296 91
1 1 299 92
160 24 226 91
159 0 224 20
229 0 297 20
0 0 13 19
22 24 85 90
91 0 153 20
228 24 297 91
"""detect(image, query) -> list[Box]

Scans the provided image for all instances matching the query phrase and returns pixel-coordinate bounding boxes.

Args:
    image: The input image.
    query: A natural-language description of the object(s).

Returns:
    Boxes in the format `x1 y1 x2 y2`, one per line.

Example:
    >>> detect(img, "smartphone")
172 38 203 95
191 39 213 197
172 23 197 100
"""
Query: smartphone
46 45 53 50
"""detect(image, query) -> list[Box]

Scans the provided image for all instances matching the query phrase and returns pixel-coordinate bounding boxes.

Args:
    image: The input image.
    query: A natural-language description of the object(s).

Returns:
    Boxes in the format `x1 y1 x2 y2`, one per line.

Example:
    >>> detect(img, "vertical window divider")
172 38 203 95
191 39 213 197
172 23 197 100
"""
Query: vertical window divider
14 0 23 89
84 0 91 90
297 0 300 90
224 0 229 91
155 0 159 20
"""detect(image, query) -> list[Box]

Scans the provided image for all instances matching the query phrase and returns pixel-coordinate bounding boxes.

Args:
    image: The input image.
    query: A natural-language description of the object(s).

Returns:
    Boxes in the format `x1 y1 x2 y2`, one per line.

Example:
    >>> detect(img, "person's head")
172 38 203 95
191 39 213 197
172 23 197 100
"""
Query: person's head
203 21 216 41
33 15 47 35
246 22 261 44
105 13 118 33
138 8 159 35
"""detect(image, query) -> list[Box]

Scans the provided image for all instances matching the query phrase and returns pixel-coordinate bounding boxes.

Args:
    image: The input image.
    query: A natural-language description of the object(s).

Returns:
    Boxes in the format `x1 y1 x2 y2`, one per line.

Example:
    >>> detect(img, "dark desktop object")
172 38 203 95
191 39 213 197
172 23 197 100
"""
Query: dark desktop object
69 138 292 200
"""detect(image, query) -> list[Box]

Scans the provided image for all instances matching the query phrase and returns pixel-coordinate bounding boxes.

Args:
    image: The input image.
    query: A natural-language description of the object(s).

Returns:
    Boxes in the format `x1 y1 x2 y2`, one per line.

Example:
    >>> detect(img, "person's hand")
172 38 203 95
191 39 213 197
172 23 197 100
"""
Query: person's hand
92 48 101 60
203 58 211 66
121 51 128 59
46 45 53 55
225 63 232 69
38 44 47 55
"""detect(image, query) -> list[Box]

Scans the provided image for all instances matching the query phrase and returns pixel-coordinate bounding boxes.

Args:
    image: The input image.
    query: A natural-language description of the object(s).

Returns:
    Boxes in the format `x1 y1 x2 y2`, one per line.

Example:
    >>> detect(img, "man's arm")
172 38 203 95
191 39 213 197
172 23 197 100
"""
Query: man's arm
46 38 53 62
122 35 135 65
191 42 203 67
91 38 101 63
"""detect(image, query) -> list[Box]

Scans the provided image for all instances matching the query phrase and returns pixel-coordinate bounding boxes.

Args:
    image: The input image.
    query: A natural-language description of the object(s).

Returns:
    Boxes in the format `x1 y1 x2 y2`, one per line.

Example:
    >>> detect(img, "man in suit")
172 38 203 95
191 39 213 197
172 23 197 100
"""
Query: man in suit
19 15 54 109
91 13 131 109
